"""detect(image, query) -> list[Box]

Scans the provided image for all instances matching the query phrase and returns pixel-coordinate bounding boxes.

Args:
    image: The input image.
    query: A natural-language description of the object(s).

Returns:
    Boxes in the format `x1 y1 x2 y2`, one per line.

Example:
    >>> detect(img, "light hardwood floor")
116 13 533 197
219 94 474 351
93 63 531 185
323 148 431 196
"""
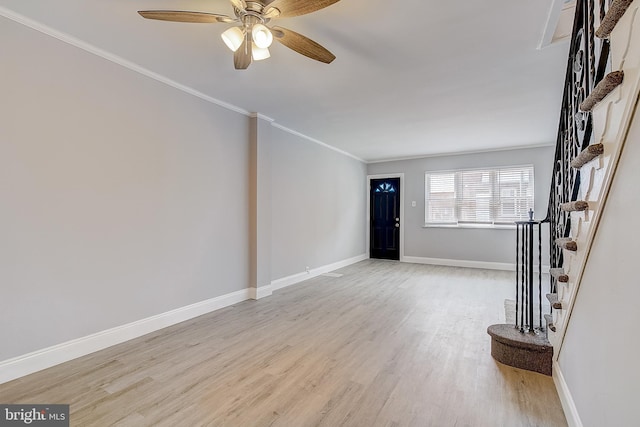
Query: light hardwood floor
0 260 567 426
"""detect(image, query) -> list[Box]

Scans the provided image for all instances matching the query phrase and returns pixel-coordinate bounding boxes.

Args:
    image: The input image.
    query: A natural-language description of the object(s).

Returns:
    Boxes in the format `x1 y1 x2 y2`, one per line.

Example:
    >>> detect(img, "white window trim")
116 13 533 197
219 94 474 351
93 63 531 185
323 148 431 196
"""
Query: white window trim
422 223 517 230
424 164 534 229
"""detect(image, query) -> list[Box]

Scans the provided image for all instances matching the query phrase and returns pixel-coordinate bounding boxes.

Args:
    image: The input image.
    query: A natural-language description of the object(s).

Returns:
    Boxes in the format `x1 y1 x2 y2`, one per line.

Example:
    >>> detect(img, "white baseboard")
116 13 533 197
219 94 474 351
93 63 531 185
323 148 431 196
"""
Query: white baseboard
0 288 251 385
402 256 550 273
271 254 367 291
249 285 273 300
402 256 516 271
553 361 583 427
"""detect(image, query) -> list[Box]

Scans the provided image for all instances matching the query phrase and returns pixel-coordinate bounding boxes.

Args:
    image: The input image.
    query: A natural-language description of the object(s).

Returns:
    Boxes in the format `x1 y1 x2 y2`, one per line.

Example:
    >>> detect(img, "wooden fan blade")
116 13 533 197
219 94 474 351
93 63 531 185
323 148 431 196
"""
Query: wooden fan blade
234 37 252 70
229 0 246 11
265 0 340 18
138 11 236 24
272 26 335 64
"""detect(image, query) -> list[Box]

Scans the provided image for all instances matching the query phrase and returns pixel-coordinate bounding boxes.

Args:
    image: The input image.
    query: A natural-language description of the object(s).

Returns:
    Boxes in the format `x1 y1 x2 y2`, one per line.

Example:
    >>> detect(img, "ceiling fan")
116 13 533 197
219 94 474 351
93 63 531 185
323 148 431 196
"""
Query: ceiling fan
138 0 340 70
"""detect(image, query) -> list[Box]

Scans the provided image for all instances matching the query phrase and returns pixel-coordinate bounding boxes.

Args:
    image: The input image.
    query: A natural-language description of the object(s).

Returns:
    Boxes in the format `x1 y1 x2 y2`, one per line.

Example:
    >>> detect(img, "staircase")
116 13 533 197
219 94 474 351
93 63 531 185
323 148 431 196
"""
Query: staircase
547 0 639 358
489 0 640 377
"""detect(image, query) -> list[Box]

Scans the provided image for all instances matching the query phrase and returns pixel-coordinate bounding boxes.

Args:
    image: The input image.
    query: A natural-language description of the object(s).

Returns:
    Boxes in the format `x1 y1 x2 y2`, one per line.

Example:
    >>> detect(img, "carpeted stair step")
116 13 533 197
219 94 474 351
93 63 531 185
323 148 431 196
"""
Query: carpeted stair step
580 70 624 112
555 237 577 252
596 0 634 39
546 293 563 310
487 324 553 376
550 268 569 283
571 143 604 168
561 201 589 212
544 314 556 332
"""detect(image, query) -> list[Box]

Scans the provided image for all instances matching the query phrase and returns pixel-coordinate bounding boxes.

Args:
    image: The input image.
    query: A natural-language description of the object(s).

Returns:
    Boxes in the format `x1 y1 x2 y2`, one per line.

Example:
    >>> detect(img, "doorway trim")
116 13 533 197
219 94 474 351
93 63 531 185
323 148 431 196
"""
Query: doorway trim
366 173 405 262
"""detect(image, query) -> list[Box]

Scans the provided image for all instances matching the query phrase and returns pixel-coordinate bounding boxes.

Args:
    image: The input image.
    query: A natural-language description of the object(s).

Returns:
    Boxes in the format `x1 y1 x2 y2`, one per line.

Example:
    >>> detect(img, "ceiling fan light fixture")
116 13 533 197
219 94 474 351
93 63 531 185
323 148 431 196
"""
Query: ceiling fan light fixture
251 23 273 48
251 43 270 61
138 0 340 70
221 26 244 52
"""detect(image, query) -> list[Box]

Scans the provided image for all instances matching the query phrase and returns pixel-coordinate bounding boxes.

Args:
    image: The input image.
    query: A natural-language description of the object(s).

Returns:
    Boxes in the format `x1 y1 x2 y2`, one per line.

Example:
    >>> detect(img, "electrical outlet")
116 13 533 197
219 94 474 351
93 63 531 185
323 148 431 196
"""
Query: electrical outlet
305 266 310 273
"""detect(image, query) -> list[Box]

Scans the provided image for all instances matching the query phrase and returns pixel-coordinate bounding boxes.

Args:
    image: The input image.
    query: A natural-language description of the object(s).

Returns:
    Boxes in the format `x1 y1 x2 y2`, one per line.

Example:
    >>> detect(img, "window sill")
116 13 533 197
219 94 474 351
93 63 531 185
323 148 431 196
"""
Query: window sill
423 223 516 230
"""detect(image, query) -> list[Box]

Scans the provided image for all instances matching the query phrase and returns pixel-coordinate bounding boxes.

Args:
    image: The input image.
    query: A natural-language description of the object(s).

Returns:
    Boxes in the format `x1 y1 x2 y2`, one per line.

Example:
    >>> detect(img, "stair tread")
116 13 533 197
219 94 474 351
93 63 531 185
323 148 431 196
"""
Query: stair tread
560 201 589 212
580 70 624 112
487 324 553 376
544 314 557 332
571 143 604 168
549 268 569 282
555 238 577 251
546 293 563 310
596 0 634 39
487 324 553 350
555 237 574 244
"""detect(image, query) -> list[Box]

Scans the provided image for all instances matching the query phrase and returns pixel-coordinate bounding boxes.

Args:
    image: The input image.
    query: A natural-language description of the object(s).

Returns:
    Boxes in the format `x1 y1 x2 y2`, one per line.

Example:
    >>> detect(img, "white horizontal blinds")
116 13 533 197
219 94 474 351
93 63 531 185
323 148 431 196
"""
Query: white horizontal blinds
425 172 456 224
458 169 493 224
495 166 534 223
425 165 534 226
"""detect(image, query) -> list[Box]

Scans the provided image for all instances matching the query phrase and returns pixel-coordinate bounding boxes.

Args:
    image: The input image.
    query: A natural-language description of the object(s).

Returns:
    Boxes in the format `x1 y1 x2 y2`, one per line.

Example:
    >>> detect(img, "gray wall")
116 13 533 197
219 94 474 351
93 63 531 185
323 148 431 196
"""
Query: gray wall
271 128 367 280
0 18 251 360
557 111 640 427
367 146 555 265
1 16 369 362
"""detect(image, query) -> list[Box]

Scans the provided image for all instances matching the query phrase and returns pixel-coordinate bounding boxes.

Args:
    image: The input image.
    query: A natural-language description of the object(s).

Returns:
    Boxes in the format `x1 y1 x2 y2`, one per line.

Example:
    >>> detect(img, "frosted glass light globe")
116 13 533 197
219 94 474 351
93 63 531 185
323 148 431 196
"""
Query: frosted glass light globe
252 24 273 49
252 44 271 61
221 27 244 52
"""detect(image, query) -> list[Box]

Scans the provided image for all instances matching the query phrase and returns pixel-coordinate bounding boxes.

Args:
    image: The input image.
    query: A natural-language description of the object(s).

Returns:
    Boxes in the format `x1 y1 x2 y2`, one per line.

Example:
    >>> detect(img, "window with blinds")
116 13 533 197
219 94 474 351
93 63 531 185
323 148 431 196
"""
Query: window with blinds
425 165 534 226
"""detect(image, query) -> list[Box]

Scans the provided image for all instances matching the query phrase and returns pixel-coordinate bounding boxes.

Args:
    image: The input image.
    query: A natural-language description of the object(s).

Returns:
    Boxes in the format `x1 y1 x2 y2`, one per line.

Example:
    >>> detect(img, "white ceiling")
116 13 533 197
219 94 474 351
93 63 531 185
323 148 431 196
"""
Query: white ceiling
0 0 570 162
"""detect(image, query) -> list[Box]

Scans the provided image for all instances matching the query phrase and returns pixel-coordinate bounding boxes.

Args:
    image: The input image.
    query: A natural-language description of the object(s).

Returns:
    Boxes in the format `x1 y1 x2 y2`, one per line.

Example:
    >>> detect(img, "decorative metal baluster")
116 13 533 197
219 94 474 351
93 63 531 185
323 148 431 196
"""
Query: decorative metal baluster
493 0 612 358
508 0 612 339
528 223 534 332
537 223 542 329
521 223 526 332
515 224 520 328
514 220 546 333
544 0 611 299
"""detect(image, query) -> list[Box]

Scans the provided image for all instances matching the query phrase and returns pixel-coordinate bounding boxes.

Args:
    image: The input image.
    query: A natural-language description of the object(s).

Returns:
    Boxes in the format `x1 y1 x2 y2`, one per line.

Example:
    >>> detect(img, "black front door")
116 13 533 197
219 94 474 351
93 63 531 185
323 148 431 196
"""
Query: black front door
370 178 400 260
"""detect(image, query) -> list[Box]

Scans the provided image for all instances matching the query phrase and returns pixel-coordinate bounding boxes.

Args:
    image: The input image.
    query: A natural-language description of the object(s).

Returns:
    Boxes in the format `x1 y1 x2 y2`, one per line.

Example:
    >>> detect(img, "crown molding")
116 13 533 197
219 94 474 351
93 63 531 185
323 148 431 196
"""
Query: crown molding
366 143 556 164
1 7 367 164
249 113 275 122
0 7 252 118
270 122 367 163
2 7 550 167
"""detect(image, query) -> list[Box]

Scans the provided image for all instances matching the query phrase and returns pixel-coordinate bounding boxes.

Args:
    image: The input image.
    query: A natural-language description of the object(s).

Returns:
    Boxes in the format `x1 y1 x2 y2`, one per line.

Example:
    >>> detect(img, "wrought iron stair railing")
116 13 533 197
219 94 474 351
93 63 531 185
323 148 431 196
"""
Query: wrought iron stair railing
488 0 639 377
546 0 610 278
515 0 611 334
